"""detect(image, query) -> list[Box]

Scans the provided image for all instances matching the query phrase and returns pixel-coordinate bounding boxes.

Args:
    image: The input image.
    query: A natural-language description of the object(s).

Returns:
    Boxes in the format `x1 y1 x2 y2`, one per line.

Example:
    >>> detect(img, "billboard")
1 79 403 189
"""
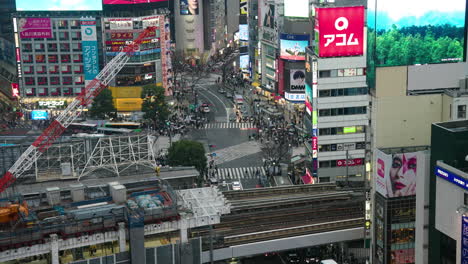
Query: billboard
284 92 305 102
31 110 48 120
305 83 312 115
240 0 248 15
81 19 99 83
16 0 102 11
290 69 305 90
368 0 466 66
280 34 309 60
462 216 468 263
315 6 365 57
104 0 166 4
391 249 415 264
284 0 309 18
180 0 199 15
240 54 249 71
375 149 419 198
18 18 52 39
262 4 275 29
239 24 249 41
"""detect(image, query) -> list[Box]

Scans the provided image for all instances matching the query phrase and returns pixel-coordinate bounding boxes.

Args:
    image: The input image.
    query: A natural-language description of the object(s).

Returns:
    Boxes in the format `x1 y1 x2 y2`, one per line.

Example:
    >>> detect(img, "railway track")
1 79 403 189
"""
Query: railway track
223 183 337 200
223 217 364 246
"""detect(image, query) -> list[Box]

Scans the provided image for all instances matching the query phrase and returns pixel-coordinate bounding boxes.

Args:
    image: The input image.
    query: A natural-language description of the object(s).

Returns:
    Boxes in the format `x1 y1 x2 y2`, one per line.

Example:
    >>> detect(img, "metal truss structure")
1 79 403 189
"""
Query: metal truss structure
78 134 157 180
0 26 156 193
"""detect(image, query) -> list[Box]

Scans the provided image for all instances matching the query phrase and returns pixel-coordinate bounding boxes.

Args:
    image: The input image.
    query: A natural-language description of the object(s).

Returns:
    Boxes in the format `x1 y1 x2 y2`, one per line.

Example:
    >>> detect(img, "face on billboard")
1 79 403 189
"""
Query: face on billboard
375 150 418 198
280 34 309 61
368 0 466 66
16 0 102 10
315 6 365 57
180 0 199 15
104 0 166 4
284 0 309 18
290 70 305 90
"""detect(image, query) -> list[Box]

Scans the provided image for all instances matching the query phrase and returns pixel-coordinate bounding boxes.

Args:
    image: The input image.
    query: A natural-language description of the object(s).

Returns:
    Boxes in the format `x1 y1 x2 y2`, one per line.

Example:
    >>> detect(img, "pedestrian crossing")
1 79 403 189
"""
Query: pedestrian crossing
204 122 256 129
211 166 267 180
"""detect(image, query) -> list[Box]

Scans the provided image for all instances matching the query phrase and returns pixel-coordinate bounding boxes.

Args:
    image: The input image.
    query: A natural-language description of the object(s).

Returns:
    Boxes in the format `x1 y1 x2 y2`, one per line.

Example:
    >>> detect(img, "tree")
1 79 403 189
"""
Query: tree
141 84 170 129
261 139 292 176
167 140 207 176
88 88 116 119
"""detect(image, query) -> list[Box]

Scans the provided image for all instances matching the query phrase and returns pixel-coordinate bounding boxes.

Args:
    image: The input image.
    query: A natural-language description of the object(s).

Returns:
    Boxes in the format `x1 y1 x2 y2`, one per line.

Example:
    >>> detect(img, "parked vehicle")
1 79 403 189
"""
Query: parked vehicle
232 181 242 191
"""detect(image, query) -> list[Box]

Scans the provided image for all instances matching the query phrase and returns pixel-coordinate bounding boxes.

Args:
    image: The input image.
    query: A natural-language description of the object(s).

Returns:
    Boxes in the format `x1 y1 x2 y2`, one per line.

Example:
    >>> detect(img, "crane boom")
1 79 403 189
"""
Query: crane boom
0 26 157 193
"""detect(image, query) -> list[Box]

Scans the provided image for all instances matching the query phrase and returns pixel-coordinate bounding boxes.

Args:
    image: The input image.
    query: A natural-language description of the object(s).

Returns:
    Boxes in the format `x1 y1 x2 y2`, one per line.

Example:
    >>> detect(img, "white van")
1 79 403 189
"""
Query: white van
234 94 244 106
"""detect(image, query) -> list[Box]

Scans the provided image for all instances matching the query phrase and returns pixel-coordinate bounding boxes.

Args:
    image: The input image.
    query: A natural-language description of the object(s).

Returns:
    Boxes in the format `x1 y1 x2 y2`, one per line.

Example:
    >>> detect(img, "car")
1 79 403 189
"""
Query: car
218 88 226 94
232 181 242 191
201 103 210 113
226 93 233 99
209 177 218 185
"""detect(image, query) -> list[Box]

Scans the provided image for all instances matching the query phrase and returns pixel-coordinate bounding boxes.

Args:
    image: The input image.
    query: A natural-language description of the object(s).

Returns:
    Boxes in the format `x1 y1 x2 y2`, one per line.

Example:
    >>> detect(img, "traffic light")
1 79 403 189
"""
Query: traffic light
365 220 371 230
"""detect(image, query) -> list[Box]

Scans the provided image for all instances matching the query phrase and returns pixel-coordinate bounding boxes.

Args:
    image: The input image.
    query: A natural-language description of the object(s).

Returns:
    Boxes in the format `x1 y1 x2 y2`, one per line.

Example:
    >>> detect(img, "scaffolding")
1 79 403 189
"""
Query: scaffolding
78 134 157 180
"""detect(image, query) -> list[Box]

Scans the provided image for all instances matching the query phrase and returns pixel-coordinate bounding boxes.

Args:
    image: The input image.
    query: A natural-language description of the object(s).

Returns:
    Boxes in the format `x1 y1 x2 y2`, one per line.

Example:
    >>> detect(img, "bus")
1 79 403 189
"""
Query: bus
104 122 142 132
65 123 98 135
97 127 133 135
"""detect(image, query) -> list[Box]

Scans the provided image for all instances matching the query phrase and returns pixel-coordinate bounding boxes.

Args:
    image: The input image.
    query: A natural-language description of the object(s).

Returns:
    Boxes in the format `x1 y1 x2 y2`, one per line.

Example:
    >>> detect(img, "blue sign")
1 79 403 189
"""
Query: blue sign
81 19 99 81
462 216 468 263
31 110 48 120
435 166 468 190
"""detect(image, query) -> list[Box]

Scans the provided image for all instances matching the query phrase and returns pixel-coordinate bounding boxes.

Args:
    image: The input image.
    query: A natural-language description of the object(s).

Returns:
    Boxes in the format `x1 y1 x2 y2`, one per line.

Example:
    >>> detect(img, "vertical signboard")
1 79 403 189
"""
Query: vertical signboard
160 16 173 96
311 57 318 177
81 18 99 86
315 6 365 58
11 83 19 98
240 0 248 15
462 216 468 263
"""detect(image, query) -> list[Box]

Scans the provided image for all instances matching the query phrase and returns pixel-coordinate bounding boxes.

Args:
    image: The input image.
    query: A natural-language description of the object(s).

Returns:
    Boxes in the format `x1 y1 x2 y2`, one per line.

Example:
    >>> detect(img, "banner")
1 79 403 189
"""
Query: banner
290 69 305 90
462 216 468 264
18 18 52 39
240 0 248 15
160 16 173 96
81 18 99 82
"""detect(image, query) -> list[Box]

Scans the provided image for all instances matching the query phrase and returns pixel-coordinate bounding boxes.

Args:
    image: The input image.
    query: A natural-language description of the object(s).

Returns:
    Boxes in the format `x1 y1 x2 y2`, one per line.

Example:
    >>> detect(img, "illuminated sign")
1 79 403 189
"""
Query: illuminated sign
31 110 48 120
290 69 305 90
180 0 199 15
315 6 365 57
18 18 52 39
104 0 166 4
284 0 309 18
11 83 19 98
462 216 468 263
435 166 468 190
38 101 65 107
343 126 356 134
240 0 248 15
239 24 249 41
336 158 363 167
280 34 309 61
16 0 102 11
81 18 99 83
284 92 305 102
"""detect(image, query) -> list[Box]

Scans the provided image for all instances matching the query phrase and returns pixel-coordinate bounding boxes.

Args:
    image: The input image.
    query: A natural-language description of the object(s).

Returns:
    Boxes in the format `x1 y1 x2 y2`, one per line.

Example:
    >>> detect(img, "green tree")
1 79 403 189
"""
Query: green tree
167 140 207 176
141 84 170 129
88 88 116 119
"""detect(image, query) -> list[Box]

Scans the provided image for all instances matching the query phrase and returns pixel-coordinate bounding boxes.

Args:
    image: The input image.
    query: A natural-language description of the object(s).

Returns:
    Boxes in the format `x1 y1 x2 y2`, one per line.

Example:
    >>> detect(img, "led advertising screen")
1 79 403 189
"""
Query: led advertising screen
180 0 199 15
239 54 249 71
31 110 48 120
305 83 312 115
239 24 249 41
104 0 166 4
290 69 306 90
368 0 466 66
16 0 102 11
375 149 420 198
315 6 365 58
462 216 468 263
280 34 309 61
240 0 248 15
284 0 309 18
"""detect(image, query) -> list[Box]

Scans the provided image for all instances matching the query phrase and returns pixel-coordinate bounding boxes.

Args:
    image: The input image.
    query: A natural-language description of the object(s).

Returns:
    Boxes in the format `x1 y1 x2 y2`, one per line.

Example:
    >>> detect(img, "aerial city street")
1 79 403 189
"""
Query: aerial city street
0 0 467 263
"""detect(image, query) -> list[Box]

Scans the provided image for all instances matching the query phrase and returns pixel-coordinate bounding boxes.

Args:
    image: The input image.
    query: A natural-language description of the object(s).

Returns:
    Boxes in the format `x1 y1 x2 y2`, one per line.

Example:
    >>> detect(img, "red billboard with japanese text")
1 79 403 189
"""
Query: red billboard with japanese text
315 6 364 58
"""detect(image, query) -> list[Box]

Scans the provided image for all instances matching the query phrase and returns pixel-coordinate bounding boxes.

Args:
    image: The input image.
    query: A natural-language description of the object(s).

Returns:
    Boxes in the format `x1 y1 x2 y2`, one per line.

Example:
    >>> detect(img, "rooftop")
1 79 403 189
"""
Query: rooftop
379 145 430 155
434 120 468 133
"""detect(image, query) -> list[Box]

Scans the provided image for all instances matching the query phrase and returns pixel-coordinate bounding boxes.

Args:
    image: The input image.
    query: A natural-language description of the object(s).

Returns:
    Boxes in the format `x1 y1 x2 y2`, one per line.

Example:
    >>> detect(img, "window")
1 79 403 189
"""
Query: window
59 32 69 40
34 43 45 51
70 20 80 28
48 55 58 63
72 43 82 51
75 76 84 84
458 105 466 119
49 65 59 74
50 77 60 85
48 43 57 52
35 55 45 63
58 20 68 28
319 106 367 117
60 43 70 52
62 76 72 85
37 77 47 85
319 70 331 78
38 87 48 96
22 43 32 52
24 66 33 74
72 31 81 40
464 193 468 206
61 54 70 63
25 77 35 85
319 126 365 136
61 65 71 73
73 65 83 73
51 88 61 96
72 54 82 62
36 66 46 74
22 55 33 63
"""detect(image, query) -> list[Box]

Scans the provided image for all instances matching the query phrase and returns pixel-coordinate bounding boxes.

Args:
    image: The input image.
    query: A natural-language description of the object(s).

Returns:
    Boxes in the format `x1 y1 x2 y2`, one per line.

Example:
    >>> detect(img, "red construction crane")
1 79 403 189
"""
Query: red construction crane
0 26 157 194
